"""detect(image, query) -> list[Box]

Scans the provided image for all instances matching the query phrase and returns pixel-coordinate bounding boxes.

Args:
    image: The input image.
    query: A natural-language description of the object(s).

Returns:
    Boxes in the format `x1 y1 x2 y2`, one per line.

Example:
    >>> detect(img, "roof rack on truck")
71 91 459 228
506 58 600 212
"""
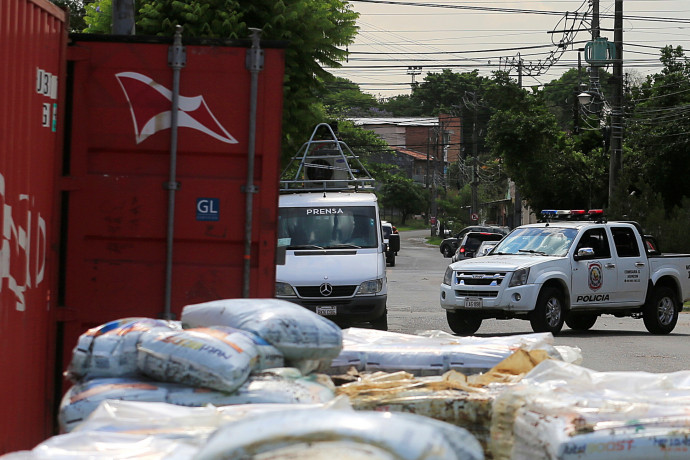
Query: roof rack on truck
279 123 376 193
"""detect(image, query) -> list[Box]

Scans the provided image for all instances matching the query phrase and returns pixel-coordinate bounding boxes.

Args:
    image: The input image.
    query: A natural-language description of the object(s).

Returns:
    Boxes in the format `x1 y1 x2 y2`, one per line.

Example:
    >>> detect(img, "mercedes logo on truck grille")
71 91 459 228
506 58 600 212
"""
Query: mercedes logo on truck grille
319 283 333 296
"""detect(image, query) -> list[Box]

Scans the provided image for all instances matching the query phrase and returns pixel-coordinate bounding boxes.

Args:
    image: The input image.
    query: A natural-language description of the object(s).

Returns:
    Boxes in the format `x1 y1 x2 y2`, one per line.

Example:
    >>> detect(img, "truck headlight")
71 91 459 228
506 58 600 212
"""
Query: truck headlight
443 266 454 286
275 282 297 297
358 278 383 295
509 267 530 287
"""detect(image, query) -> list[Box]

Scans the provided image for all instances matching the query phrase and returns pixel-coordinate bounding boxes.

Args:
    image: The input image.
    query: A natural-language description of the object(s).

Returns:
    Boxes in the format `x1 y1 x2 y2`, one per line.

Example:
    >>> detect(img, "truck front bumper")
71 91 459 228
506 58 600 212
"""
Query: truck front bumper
279 295 387 323
440 282 541 313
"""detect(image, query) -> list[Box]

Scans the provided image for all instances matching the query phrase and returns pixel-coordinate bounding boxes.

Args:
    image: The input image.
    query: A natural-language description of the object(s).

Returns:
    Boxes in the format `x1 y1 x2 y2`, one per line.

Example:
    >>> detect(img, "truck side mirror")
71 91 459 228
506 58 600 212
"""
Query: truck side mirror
573 247 595 261
389 234 401 253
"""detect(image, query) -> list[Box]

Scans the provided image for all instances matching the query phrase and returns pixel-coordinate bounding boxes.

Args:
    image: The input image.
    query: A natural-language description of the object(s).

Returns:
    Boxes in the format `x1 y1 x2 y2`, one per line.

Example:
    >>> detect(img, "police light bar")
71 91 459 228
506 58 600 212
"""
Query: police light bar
540 209 605 220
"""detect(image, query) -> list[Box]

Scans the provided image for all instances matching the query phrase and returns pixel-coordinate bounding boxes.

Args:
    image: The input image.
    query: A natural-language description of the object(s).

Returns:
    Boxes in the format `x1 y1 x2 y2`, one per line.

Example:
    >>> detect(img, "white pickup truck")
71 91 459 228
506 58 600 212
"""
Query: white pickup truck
440 210 690 335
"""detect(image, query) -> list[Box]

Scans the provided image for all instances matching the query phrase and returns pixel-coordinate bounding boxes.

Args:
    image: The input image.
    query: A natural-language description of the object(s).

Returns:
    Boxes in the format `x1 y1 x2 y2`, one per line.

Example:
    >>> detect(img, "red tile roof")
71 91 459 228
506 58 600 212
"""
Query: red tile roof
394 148 435 161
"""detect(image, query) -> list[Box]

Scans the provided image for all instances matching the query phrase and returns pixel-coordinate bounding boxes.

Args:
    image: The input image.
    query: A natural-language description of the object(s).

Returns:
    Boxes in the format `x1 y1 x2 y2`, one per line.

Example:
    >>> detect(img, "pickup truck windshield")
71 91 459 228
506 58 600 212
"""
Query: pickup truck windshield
278 206 378 249
494 227 578 256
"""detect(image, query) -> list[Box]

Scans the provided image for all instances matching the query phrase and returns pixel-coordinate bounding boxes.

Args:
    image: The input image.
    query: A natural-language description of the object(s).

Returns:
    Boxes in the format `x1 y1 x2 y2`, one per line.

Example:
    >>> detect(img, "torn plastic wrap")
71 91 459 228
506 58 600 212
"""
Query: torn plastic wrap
490 360 690 460
15 400 351 460
328 328 582 376
337 347 553 454
195 408 485 460
181 298 343 374
59 369 336 432
65 318 181 382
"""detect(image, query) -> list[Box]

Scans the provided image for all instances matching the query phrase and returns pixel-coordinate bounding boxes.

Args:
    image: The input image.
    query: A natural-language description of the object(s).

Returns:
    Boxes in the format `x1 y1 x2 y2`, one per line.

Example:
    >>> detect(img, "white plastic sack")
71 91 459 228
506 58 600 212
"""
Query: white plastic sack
195 367 335 406
329 328 582 376
181 298 343 373
65 317 179 382
74 399 351 435
59 377 172 432
59 369 337 433
137 326 257 392
0 431 198 459
490 360 690 460
195 409 485 460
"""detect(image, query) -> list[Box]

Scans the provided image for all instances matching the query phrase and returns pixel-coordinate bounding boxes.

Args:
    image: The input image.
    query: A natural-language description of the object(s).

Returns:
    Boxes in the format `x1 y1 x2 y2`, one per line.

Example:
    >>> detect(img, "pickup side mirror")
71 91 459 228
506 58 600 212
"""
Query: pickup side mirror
573 247 595 261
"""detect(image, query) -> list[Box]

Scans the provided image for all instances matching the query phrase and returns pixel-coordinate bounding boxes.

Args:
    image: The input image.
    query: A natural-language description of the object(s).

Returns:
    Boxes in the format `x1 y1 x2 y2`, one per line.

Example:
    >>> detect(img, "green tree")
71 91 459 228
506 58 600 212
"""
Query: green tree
51 0 87 32
378 175 428 224
83 0 359 161
487 94 608 211
320 78 381 117
626 45 690 212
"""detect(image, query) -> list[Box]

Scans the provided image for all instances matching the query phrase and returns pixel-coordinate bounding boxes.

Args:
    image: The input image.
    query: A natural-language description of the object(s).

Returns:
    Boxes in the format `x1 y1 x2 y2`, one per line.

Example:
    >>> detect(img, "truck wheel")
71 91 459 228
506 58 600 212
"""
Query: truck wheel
389 253 396 267
442 245 453 258
530 287 565 334
643 286 678 335
446 310 481 336
370 310 388 331
565 312 598 331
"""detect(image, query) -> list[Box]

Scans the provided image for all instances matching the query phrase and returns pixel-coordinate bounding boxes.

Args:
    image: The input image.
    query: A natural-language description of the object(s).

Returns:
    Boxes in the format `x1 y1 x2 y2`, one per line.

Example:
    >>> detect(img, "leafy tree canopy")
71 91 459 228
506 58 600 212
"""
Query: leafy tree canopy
626 45 690 212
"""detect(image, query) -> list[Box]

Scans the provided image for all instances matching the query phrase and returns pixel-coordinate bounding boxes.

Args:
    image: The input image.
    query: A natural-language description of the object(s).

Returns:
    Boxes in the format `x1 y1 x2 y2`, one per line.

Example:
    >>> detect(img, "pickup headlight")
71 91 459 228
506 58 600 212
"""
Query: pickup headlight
443 266 454 286
275 282 297 297
509 267 530 287
358 278 383 295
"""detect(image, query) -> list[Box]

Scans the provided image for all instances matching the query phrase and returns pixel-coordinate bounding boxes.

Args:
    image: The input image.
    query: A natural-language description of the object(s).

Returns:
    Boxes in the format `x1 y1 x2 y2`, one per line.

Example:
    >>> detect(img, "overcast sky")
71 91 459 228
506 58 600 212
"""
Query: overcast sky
328 0 690 99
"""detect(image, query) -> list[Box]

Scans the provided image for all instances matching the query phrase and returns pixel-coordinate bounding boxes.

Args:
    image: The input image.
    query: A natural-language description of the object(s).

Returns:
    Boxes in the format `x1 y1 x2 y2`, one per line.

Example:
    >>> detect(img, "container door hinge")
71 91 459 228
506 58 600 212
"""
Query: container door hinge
246 28 264 72
168 26 187 69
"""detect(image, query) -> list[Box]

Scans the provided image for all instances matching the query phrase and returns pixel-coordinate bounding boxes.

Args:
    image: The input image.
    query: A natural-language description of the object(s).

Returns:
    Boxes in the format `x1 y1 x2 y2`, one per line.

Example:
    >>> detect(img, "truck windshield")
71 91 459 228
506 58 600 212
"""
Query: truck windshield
494 227 577 256
278 206 378 249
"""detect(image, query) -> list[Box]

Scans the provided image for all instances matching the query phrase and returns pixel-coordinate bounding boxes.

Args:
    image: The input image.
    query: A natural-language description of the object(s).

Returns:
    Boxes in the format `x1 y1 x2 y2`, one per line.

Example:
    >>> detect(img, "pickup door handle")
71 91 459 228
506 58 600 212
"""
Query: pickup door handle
635 262 645 268
605 263 616 269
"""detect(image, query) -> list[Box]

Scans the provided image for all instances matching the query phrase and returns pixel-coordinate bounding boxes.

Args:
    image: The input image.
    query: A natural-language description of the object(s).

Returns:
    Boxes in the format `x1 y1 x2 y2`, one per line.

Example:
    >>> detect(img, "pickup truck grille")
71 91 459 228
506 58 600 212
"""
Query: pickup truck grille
455 271 507 286
296 285 357 298
455 290 499 298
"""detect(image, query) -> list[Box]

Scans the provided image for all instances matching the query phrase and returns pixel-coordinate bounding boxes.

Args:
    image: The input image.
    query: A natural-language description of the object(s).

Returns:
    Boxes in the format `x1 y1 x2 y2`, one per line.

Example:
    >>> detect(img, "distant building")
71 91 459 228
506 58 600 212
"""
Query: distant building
350 115 461 187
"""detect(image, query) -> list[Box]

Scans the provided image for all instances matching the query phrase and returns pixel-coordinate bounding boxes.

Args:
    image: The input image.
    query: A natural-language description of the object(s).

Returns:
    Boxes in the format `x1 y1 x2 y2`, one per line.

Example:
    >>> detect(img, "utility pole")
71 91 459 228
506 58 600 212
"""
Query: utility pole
112 0 136 35
609 0 624 205
589 0 600 106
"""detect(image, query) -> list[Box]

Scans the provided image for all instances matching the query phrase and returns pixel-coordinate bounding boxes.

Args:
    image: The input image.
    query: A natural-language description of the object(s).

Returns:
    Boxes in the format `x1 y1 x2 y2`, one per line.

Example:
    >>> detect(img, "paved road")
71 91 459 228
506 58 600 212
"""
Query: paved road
386 229 690 373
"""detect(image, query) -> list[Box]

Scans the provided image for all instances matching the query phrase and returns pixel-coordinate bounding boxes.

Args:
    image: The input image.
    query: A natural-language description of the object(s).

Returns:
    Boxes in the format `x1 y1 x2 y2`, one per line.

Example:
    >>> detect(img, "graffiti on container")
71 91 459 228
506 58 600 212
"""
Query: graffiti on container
0 173 47 312
115 72 238 145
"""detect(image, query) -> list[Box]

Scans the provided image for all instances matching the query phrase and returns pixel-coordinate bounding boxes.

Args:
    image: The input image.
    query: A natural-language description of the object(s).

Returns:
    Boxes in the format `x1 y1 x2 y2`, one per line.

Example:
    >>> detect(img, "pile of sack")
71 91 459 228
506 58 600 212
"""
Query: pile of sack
59 298 344 432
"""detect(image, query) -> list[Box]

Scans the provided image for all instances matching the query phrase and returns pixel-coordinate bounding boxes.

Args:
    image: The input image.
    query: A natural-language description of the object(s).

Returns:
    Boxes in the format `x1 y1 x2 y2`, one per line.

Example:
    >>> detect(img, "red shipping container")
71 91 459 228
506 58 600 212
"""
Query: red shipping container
0 0 67 453
59 35 285 386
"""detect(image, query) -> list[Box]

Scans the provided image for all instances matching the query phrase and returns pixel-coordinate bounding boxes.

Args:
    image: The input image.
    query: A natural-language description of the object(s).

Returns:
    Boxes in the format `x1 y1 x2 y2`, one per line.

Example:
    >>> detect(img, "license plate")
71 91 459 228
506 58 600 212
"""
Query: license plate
464 298 482 308
316 306 337 316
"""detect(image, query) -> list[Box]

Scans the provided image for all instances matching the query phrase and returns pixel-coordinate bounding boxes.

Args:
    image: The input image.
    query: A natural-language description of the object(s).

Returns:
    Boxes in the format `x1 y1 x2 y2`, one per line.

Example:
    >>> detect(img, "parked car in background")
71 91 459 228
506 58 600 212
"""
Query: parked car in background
450 232 505 262
381 221 400 267
476 240 500 257
439 225 508 258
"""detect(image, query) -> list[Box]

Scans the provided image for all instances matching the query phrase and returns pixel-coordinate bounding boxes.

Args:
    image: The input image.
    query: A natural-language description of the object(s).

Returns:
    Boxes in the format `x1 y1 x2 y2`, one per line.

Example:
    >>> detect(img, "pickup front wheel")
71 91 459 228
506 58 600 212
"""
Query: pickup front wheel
530 287 565 334
446 310 482 336
643 286 678 335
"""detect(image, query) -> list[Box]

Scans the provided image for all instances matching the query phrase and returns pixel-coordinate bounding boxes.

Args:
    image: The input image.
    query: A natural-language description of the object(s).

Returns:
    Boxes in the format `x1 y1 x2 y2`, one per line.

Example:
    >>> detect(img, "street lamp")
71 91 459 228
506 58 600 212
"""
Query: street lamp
577 92 593 106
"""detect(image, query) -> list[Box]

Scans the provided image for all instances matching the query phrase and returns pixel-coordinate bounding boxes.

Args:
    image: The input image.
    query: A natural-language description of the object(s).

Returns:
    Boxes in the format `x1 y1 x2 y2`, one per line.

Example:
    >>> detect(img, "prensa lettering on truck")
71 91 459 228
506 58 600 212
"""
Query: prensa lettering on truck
440 209 690 335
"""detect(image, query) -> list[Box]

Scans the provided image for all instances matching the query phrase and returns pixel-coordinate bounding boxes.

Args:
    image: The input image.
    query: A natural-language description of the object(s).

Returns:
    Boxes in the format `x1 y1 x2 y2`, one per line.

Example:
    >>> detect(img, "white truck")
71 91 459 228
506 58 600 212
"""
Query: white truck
440 209 690 335
275 124 389 330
